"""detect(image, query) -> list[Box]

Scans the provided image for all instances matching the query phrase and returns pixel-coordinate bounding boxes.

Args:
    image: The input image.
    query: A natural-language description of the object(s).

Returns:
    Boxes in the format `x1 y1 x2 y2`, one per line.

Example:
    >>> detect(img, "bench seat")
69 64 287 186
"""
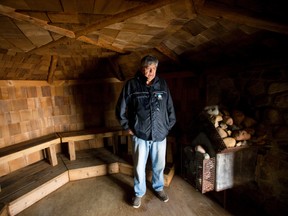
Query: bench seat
57 127 128 160
0 148 131 216
0 130 175 215
0 156 68 216
0 133 60 167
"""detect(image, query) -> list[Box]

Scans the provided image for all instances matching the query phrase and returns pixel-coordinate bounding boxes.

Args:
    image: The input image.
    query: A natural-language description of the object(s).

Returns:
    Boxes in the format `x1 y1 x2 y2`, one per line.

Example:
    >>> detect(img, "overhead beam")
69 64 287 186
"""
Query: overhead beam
75 0 174 37
199 1 288 35
0 4 124 54
77 36 125 53
155 42 180 63
27 36 69 55
47 55 58 84
0 4 75 38
190 0 206 14
28 0 175 53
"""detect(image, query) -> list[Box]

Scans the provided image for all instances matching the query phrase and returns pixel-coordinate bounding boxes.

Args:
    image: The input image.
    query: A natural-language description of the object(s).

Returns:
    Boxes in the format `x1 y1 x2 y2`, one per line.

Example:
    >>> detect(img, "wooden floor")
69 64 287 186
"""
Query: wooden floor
1 147 272 216
17 173 231 216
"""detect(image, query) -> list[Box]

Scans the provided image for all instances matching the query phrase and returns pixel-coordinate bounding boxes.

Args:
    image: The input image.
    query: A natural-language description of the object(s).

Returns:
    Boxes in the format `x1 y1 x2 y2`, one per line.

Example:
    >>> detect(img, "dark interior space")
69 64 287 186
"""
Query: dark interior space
0 0 288 215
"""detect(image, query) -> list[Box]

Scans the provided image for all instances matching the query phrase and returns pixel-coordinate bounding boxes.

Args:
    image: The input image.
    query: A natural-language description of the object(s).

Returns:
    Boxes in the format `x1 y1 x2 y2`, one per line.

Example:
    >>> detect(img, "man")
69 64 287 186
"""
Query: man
116 55 176 208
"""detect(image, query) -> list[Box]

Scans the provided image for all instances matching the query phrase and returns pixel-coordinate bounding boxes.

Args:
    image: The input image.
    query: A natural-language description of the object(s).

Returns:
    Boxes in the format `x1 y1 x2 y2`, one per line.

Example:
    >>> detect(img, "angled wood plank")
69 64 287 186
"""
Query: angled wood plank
77 35 125 53
60 0 77 13
27 36 68 55
28 0 175 53
189 0 206 14
199 1 288 35
14 20 53 47
0 4 75 38
22 0 62 12
47 55 58 84
8 172 69 216
155 42 180 63
75 0 175 37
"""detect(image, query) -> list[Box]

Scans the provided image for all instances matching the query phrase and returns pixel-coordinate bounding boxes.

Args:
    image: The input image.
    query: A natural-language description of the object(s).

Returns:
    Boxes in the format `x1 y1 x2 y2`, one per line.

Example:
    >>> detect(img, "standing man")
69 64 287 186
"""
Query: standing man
116 55 176 208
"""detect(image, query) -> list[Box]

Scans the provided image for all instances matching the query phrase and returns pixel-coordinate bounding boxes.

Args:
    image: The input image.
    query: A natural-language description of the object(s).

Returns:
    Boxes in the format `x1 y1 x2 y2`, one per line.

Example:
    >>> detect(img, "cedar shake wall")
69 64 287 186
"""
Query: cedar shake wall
0 75 202 177
0 81 124 176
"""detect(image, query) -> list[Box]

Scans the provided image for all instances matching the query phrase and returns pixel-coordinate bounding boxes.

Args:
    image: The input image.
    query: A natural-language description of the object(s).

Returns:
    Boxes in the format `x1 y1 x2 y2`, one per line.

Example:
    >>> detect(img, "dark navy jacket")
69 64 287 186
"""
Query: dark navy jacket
116 72 176 141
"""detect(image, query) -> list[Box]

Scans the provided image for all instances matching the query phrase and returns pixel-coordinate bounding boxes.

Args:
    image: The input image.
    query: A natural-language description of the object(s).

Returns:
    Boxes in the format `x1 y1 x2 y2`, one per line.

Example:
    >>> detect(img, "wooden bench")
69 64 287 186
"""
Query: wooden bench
0 133 60 167
57 127 129 161
0 148 130 216
0 156 69 216
0 130 176 215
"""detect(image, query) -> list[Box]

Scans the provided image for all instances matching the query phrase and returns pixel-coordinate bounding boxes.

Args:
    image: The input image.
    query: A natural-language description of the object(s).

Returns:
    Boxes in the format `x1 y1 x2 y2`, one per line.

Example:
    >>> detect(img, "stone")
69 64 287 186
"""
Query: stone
264 108 283 125
274 126 288 139
274 92 288 108
268 82 288 94
247 81 265 96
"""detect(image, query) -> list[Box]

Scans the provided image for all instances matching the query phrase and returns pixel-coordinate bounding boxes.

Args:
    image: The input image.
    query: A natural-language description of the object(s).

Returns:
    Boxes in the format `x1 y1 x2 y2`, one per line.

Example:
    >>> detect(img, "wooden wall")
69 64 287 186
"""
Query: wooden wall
164 72 205 138
0 73 203 176
0 79 123 176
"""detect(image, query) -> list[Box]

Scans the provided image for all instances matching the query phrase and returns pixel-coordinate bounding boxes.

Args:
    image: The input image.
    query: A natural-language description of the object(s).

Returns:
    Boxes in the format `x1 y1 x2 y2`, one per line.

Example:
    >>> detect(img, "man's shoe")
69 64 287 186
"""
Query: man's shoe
132 196 141 208
155 190 169 202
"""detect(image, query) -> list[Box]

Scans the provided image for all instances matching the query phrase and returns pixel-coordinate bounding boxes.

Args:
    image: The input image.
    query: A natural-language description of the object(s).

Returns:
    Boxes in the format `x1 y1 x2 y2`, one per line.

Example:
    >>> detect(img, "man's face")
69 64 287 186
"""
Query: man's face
141 63 157 84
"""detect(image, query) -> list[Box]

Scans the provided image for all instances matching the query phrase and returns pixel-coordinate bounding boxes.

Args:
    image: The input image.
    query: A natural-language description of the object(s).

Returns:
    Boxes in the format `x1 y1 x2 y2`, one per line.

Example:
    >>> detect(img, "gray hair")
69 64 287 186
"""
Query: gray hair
141 55 159 68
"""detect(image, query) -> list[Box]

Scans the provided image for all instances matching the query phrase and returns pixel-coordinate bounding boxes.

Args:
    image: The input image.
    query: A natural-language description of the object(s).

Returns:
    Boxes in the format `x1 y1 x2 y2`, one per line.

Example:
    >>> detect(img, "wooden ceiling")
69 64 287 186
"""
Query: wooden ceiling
0 0 287 82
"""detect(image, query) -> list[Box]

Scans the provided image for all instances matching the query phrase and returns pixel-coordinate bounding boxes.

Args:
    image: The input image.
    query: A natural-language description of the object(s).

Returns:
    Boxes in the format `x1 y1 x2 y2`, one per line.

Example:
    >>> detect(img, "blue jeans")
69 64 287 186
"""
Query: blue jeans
132 136 167 197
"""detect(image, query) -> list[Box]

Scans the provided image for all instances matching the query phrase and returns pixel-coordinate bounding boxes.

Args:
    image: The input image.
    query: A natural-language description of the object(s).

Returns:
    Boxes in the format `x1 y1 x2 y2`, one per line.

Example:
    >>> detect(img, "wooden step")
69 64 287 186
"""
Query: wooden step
0 157 68 216
60 148 128 181
0 147 175 215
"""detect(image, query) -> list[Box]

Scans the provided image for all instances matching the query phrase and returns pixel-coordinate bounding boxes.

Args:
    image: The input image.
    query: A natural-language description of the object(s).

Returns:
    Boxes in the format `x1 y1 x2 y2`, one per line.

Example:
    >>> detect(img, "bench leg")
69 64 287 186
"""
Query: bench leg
47 145 58 166
68 141 76 161
127 136 133 155
112 135 118 155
